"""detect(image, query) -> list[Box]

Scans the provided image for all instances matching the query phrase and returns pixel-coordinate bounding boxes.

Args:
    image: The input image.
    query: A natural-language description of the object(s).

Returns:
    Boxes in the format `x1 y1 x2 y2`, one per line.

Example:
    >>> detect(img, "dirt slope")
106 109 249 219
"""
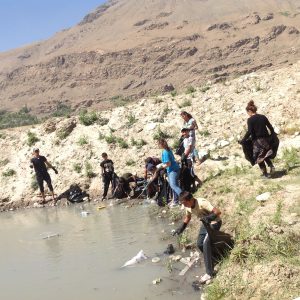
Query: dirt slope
0 0 300 114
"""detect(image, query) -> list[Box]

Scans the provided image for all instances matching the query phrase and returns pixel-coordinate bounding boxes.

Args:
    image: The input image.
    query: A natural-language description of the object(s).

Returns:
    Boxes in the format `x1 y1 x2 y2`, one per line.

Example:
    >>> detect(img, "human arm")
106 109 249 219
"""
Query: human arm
202 207 221 223
265 116 275 134
45 160 58 174
173 213 191 235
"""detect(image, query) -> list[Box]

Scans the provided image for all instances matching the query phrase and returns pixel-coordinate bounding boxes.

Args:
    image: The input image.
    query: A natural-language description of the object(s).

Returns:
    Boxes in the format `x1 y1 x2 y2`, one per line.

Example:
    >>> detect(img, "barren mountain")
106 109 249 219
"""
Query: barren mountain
0 0 300 114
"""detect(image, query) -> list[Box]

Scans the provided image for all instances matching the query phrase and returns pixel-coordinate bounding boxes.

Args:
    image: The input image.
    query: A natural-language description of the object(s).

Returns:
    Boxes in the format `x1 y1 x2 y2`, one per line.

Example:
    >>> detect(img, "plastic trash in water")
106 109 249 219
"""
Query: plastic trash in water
122 250 148 267
40 233 60 239
81 211 90 217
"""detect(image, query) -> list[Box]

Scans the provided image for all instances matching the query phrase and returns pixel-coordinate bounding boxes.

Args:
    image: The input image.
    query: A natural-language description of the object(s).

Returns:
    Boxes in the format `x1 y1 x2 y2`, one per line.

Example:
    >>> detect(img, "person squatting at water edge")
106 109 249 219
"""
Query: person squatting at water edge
100 152 115 200
30 148 58 204
157 139 182 207
239 100 276 178
173 191 222 284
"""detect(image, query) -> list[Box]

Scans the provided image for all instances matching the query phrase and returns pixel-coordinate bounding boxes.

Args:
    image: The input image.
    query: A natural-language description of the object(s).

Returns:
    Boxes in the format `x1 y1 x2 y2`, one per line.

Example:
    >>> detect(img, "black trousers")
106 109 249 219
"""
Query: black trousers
37 173 53 193
102 173 113 197
197 221 222 276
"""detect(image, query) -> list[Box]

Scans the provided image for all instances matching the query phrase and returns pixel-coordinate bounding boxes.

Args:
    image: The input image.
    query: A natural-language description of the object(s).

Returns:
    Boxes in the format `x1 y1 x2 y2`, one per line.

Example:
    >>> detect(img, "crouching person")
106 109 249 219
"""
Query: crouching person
173 191 222 284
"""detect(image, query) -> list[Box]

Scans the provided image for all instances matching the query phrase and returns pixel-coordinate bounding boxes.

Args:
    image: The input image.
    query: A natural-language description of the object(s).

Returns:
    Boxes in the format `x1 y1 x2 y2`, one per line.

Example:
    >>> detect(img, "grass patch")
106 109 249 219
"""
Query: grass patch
153 126 173 140
126 159 136 166
126 113 137 127
281 147 300 170
131 138 147 149
178 99 191 108
185 85 196 94
0 158 9 167
199 130 211 137
273 200 283 225
50 103 72 117
27 131 39 146
116 137 129 149
170 90 177 97
105 134 117 144
0 107 39 129
79 110 98 126
200 86 210 93
2 168 16 177
0 132 6 139
73 163 82 173
77 135 88 146
84 162 96 178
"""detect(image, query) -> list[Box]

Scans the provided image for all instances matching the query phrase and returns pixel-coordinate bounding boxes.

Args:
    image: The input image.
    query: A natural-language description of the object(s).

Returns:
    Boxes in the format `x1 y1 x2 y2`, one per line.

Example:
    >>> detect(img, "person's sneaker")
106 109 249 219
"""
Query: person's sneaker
169 202 179 208
199 273 212 284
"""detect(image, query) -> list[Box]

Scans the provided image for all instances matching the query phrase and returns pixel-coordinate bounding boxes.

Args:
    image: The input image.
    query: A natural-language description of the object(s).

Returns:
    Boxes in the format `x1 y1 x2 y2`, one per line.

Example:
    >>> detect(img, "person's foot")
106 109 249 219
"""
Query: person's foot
169 202 179 208
261 172 271 179
199 273 212 284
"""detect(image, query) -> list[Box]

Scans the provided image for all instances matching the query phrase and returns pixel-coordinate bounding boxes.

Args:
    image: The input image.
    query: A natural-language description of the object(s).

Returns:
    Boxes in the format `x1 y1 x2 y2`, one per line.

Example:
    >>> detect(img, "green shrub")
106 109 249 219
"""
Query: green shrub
51 103 72 117
126 159 136 166
2 168 16 177
154 98 164 104
105 134 117 144
79 110 98 126
153 127 173 140
77 135 88 146
126 113 137 127
31 176 39 191
111 95 128 107
117 137 129 149
57 129 70 140
27 131 39 146
178 99 191 108
282 147 300 170
0 108 39 129
170 90 177 97
0 132 6 139
199 130 211 137
185 86 196 94
98 133 105 140
85 162 96 178
73 163 82 173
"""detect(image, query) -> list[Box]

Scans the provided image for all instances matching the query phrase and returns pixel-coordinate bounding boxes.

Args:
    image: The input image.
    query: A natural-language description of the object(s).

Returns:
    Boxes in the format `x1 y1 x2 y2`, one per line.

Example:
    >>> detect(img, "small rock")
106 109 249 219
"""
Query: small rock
145 123 157 131
172 255 182 262
152 278 162 285
256 192 271 201
218 140 230 148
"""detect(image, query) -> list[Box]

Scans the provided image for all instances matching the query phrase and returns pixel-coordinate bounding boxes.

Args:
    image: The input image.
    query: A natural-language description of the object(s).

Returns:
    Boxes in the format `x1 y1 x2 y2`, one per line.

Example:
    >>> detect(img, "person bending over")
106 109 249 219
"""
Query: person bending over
144 157 161 180
100 152 115 200
173 191 222 284
30 148 58 204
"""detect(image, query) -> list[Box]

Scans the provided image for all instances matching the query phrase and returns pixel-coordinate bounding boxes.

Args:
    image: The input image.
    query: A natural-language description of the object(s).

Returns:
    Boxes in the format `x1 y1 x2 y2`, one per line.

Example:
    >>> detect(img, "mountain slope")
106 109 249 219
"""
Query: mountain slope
0 0 299 114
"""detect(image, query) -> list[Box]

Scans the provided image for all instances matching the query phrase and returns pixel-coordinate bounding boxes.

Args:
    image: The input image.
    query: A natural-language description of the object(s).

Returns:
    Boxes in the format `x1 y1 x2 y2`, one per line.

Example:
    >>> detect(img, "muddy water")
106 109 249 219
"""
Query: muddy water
0 203 202 300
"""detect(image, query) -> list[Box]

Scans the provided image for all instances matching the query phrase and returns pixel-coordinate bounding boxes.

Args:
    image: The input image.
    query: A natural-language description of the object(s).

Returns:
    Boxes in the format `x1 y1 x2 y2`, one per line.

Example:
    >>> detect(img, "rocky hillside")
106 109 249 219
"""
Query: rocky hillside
0 0 300 114
0 60 299 208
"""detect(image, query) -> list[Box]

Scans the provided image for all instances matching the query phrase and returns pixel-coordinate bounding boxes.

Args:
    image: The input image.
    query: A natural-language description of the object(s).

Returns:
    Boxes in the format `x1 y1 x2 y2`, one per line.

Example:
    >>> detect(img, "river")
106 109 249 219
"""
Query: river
0 203 202 300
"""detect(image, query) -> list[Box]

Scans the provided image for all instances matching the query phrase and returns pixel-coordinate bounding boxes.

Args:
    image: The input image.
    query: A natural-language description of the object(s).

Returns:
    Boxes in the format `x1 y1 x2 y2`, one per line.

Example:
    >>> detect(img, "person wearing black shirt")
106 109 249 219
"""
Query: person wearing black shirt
100 152 114 200
144 157 161 180
30 148 58 204
240 101 275 177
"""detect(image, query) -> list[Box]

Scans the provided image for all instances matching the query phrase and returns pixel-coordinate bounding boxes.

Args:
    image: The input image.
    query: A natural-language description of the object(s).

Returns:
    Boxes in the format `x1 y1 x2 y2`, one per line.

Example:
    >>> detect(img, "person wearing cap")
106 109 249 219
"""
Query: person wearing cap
173 191 222 284
30 148 58 204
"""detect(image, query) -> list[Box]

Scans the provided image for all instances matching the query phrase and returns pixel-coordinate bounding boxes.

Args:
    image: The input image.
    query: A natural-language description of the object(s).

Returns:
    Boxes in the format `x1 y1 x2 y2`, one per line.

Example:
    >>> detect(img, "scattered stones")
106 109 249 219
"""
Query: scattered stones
218 140 230 148
256 192 271 202
152 278 162 285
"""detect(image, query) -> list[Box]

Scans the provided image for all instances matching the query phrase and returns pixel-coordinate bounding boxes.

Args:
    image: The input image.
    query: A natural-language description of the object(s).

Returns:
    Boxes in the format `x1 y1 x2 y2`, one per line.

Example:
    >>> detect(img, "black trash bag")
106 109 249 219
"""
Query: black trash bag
201 220 234 263
164 244 175 255
268 133 279 159
179 163 196 192
57 184 90 203
241 139 255 166
175 137 185 156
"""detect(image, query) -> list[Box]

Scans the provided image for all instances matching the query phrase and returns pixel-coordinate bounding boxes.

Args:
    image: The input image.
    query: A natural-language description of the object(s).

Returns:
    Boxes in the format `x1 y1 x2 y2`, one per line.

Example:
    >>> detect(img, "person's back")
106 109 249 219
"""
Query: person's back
247 113 274 140
31 155 48 177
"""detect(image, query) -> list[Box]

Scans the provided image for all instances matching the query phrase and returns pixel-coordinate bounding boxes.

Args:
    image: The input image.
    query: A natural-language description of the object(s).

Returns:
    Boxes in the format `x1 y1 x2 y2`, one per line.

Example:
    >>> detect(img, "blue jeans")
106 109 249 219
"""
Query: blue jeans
167 170 182 203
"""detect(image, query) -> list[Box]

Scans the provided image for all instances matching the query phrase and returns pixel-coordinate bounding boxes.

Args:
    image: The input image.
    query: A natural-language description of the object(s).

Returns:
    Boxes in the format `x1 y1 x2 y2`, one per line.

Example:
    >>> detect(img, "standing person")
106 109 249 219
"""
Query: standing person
100 152 115 200
181 128 202 189
240 101 275 178
173 191 222 284
180 111 201 164
30 148 58 204
157 139 182 207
